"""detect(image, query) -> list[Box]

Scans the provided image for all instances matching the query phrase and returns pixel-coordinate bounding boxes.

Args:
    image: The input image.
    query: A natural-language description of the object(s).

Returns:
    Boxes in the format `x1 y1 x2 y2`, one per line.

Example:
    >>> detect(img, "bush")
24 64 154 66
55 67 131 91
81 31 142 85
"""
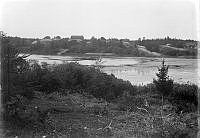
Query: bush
53 62 93 89
7 58 135 101
53 62 134 101
169 83 198 112
40 73 61 94
131 83 156 95
10 60 134 101
86 72 133 100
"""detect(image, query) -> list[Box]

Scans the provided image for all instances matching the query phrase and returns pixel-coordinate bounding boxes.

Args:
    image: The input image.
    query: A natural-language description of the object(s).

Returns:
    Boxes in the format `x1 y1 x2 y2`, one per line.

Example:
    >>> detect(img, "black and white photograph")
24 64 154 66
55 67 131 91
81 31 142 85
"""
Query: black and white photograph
0 0 200 137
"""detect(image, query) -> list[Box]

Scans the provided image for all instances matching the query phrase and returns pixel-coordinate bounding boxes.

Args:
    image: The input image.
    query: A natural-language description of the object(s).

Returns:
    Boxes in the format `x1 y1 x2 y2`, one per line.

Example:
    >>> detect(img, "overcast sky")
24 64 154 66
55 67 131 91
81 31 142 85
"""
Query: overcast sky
0 0 199 40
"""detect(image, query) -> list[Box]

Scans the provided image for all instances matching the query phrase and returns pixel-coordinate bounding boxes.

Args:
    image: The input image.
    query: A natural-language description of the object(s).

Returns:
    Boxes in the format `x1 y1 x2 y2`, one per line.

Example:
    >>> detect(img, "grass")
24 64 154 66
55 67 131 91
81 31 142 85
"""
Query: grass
1 91 198 138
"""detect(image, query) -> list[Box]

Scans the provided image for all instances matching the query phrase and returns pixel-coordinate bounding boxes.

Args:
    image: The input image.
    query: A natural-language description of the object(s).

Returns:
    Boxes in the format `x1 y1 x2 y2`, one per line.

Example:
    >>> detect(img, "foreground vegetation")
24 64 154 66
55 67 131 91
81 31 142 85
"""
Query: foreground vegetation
1 36 198 137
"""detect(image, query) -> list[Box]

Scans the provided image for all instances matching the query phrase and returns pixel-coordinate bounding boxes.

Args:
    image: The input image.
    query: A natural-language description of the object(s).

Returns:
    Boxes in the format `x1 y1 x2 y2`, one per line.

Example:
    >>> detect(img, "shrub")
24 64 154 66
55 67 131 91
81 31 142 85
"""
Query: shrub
7 58 134 101
86 72 133 101
40 73 61 94
131 83 156 95
52 62 134 101
169 83 198 112
53 62 93 89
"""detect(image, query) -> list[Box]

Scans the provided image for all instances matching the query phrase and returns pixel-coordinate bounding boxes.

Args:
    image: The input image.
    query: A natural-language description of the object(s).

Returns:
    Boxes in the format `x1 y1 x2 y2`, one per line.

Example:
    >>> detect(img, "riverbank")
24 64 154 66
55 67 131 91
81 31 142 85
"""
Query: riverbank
24 51 198 59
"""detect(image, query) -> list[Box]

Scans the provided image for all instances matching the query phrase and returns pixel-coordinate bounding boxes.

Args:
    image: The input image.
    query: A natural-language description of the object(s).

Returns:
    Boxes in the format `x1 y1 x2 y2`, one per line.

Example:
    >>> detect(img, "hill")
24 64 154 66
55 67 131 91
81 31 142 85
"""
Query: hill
138 37 197 57
7 36 197 57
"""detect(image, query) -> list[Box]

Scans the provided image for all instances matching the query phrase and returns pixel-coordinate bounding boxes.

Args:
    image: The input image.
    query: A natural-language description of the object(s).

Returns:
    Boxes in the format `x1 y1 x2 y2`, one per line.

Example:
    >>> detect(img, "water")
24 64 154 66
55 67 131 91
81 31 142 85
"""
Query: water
24 54 199 85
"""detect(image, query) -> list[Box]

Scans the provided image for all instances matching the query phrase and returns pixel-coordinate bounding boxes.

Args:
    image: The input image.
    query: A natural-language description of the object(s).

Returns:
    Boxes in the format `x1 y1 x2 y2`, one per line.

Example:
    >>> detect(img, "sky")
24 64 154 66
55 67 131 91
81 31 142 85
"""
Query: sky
0 0 199 40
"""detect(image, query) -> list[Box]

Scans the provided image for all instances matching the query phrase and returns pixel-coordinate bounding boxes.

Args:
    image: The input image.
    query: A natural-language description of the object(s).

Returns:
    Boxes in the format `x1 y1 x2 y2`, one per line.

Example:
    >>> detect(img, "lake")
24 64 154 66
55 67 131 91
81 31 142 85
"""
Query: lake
24 54 199 85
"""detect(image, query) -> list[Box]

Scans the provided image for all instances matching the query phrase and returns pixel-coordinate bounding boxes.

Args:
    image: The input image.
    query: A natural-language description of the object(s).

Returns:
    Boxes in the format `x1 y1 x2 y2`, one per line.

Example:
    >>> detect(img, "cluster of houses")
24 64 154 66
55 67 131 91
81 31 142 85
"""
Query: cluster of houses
31 35 83 47
31 35 197 54
31 35 135 48
183 42 197 49
160 43 197 51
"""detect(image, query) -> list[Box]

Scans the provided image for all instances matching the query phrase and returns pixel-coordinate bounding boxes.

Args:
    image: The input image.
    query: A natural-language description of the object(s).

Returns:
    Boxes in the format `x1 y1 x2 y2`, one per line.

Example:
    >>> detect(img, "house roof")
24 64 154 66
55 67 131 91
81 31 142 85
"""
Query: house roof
70 35 84 40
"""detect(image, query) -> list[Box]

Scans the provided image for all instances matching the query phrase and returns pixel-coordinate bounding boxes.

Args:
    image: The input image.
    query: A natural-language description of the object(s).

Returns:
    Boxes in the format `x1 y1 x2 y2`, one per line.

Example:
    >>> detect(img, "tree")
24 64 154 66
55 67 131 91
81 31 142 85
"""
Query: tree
153 59 173 97
54 36 61 39
1 34 33 122
100 37 106 41
43 36 51 39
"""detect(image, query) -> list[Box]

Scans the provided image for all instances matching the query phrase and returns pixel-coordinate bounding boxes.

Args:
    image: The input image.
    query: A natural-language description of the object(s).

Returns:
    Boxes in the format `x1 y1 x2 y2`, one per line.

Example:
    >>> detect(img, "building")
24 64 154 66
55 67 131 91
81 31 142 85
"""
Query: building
184 42 197 49
122 41 131 47
31 39 52 47
70 35 84 42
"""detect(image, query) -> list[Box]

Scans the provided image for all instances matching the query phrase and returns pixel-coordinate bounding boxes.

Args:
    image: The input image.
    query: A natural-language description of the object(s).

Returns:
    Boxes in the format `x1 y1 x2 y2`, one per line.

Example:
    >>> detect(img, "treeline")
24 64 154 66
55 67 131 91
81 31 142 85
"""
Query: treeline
6 36 197 56
6 36 36 51
31 38 139 56
7 36 138 56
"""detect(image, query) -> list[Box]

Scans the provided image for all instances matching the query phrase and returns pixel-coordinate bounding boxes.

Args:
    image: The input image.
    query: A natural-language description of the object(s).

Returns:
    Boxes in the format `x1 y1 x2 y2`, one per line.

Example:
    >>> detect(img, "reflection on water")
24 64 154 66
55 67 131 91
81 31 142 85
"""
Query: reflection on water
24 54 198 85
103 66 158 85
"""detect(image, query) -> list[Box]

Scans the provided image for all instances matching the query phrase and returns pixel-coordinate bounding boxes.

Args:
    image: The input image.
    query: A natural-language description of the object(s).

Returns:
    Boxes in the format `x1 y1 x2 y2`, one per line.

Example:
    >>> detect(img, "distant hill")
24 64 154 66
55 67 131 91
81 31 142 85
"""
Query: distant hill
6 36 197 57
137 37 197 57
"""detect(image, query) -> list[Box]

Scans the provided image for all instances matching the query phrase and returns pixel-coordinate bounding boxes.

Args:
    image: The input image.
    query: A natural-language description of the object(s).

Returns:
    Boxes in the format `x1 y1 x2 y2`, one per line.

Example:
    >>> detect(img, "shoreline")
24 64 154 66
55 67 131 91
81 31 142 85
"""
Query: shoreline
21 52 198 85
22 52 198 59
